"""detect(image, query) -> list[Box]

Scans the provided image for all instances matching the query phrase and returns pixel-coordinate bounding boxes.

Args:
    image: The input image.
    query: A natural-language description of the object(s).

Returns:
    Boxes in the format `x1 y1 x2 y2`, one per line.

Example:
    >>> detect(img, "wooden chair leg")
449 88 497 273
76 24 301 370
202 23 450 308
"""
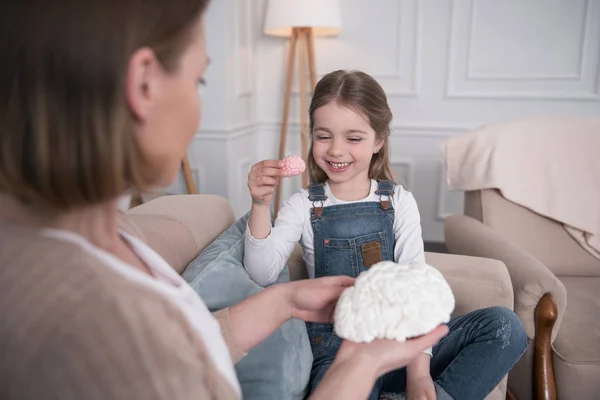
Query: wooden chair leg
534 293 558 400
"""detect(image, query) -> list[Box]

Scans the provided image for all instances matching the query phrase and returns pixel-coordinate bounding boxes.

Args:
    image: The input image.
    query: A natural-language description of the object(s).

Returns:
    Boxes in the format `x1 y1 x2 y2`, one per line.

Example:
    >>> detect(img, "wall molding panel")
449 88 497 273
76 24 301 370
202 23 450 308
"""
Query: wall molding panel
233 1 253 99
446 0 600 100
287 0 422 97
233 157 255 216
391 159 415 190
372 0 421 96
436 160 451 221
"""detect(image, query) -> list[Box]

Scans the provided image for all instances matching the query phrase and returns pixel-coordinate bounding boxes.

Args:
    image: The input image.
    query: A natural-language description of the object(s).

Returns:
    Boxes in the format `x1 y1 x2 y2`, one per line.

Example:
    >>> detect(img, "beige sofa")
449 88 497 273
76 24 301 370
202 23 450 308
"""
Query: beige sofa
445 189 600 400
126 194 515 399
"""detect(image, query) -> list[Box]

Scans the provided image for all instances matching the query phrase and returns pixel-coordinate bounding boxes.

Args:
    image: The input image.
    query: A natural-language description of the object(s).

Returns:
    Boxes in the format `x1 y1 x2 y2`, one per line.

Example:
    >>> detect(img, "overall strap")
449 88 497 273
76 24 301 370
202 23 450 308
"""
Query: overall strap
374 180 395 210
308 183 327 217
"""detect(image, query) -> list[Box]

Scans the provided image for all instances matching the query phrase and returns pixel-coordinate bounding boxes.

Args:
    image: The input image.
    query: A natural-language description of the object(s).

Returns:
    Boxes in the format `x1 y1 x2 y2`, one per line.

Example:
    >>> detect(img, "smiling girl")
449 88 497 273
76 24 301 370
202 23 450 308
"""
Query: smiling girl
244 70 527 400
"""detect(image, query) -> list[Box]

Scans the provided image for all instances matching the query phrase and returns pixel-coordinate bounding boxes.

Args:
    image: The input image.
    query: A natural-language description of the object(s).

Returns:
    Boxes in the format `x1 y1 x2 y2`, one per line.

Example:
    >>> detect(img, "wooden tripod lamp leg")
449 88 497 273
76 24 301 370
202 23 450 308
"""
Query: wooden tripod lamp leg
181 154 198 194
298 28 309 189
304 28 318 190
307 28 318 90
274 29 298 217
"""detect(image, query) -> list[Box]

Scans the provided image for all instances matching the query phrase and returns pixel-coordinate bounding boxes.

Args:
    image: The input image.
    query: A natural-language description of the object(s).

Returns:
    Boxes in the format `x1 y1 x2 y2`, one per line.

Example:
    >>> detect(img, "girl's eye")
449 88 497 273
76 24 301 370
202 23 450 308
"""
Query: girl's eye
348 138 362 142
316 135 331 140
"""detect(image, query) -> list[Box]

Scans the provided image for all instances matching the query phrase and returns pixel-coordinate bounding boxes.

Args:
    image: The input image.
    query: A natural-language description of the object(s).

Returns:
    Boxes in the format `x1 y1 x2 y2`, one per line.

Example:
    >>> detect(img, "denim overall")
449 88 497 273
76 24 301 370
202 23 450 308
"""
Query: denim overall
303 182 529 400
305 180 395 398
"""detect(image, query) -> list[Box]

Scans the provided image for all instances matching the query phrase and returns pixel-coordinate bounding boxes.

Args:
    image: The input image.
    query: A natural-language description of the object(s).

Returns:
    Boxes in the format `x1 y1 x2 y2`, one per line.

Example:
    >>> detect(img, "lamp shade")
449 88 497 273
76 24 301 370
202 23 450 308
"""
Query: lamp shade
264 0 342 37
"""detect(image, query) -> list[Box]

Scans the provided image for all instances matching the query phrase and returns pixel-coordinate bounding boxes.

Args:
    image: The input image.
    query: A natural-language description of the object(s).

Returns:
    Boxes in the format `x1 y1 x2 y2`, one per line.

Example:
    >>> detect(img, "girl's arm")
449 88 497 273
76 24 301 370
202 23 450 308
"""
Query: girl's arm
248 202 272 239
244 192 305 286
393 188 426 265
246 159 281 241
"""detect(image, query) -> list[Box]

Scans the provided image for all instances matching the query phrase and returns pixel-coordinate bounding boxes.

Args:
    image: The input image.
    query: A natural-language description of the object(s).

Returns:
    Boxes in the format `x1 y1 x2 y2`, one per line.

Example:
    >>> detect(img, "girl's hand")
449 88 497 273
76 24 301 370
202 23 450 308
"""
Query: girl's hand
247 160 283 206
285 276 355 322
406 374 436 400
334 326 448 378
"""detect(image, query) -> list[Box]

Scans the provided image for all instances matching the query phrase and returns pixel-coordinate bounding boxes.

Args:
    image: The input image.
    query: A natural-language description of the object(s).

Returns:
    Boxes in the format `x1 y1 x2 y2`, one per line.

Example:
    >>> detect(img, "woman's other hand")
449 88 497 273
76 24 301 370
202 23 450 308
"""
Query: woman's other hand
308 325 448 399
406 374 436 400
286 275 355 323
335 326 448 377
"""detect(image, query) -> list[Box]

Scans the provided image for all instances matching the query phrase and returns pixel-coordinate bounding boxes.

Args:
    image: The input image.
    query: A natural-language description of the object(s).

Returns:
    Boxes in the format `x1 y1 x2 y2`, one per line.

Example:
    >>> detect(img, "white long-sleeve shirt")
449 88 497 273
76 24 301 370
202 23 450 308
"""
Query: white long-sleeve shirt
244 180 426 286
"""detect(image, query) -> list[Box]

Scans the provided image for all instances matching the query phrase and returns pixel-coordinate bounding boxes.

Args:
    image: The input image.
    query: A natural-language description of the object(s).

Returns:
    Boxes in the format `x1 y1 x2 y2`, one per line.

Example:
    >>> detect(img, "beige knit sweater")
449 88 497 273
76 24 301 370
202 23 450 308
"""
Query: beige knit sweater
0 218 243 400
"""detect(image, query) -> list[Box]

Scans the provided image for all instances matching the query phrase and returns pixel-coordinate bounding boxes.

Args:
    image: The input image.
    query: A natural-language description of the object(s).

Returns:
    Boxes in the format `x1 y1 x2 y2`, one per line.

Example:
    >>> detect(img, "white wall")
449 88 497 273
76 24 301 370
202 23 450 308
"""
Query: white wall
180 0 600 242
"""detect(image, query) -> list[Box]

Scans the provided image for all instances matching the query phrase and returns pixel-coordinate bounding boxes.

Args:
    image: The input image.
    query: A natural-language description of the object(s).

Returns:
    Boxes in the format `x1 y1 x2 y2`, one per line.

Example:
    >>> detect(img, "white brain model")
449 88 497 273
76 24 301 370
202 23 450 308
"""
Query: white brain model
334 261 455 343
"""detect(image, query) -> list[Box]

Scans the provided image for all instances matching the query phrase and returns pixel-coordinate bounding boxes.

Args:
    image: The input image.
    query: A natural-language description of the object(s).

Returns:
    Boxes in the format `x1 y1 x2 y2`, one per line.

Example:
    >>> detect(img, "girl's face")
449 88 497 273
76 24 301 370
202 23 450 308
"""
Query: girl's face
311 100 383 188
128 18 209 189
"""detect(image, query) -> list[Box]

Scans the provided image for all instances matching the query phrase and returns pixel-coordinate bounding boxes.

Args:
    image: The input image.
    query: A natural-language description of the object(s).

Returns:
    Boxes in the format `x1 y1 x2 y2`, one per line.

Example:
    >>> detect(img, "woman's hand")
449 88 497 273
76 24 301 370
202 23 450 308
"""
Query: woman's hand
334 326 448 378
286 276 355 322
406 374 436 400
225 276 353 356
247 160 282 206
406 353 436 400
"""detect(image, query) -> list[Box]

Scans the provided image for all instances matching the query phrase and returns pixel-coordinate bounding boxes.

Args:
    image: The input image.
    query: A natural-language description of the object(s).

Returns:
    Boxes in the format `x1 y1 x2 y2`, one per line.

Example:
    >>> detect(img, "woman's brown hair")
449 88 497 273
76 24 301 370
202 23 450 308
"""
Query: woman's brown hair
0 0 210 210
307 70 396 185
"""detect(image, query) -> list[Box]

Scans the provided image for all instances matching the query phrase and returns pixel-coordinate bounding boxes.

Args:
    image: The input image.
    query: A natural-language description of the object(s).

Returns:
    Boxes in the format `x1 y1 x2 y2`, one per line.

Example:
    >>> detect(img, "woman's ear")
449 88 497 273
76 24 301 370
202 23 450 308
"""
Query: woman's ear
126 47 162 122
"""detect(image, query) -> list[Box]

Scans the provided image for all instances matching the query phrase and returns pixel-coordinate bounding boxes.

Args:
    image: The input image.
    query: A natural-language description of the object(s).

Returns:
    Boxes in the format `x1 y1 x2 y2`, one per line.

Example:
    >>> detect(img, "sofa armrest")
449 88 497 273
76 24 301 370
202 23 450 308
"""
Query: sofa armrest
426 252 513 317
444 214 567 342
126 194 236 274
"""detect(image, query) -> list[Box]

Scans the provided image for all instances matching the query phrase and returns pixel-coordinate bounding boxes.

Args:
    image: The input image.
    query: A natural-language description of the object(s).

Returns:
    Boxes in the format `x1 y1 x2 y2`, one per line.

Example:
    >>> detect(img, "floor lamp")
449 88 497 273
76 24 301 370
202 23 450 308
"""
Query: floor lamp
181 155 198 194
264 0 342 216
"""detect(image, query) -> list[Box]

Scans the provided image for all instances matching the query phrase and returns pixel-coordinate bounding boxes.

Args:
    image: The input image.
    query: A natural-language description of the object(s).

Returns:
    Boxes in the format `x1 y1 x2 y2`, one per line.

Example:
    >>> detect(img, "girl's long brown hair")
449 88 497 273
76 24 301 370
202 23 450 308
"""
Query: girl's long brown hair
307 70 396 185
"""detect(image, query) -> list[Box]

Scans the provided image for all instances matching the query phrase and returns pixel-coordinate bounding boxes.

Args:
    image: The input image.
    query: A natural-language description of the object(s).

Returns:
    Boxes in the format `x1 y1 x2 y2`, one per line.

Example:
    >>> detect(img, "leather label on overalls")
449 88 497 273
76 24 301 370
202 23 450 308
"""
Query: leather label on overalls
361 241 383 267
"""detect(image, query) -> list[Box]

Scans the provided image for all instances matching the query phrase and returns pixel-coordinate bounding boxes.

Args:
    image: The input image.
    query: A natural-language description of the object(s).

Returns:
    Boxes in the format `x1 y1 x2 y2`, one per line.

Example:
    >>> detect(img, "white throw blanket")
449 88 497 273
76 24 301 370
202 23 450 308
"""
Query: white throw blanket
442 117 600 260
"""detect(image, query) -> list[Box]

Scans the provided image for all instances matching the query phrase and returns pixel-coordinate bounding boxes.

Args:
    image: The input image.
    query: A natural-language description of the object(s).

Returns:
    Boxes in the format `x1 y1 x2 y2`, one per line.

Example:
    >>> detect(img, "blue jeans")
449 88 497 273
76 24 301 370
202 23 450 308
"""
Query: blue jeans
307 306 528 400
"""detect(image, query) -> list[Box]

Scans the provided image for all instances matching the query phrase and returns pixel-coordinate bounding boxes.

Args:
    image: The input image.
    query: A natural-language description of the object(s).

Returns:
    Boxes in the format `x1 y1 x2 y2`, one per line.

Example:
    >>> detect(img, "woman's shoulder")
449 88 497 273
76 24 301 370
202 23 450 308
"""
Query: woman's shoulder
0 230 217 397
0 225 200 347
0 224 171 327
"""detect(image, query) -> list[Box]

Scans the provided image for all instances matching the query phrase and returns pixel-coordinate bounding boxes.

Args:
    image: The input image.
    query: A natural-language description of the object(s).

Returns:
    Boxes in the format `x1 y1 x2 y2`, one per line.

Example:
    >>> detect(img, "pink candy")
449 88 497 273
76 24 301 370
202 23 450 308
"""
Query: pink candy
281 155 306 177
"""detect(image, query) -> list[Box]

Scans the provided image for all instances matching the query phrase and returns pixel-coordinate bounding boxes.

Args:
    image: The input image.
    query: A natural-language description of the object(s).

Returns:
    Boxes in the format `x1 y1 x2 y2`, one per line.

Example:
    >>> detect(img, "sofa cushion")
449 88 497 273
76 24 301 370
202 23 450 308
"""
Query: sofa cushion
181 212 312 400
127 194 236 274
425 252 514 317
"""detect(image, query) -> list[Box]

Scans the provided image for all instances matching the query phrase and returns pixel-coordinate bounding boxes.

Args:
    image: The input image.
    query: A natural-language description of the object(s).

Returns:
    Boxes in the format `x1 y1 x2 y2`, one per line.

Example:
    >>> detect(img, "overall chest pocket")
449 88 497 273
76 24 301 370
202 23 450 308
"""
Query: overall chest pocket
323 231 389 277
